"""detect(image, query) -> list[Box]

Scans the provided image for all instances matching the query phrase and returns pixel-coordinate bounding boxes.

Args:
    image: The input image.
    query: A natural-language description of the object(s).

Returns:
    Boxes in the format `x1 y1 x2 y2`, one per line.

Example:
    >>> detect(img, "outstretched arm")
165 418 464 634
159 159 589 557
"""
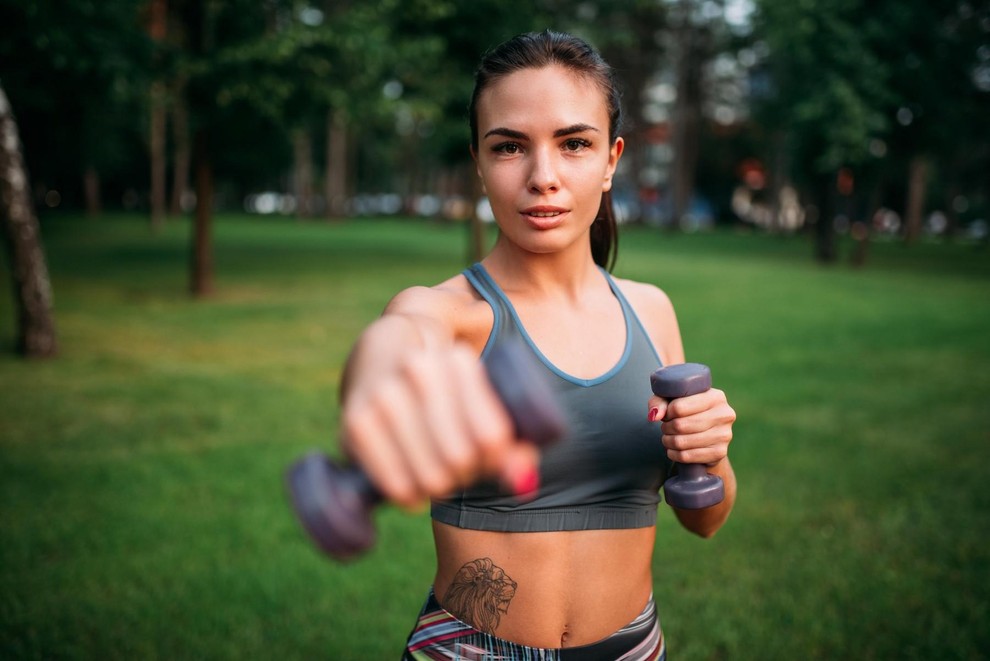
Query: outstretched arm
338 287 538 509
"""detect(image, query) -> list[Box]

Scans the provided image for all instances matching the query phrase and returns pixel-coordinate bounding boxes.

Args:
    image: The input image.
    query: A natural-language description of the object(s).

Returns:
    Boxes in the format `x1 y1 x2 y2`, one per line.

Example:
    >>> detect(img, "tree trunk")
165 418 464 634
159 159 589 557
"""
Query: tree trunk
150 81 168 230
324 109 348 219
189 128 213 297
149 0 168 230
292 129 314 218
181 0 215 297
814 173 838 263
0 84 57 357
903 154 929 244
83 166 102 217
169 87 191 216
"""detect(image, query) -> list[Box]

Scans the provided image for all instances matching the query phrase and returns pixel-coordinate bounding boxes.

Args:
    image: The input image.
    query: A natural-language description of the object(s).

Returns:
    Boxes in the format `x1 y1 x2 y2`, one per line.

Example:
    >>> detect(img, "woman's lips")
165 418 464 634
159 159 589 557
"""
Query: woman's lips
521 206 567 230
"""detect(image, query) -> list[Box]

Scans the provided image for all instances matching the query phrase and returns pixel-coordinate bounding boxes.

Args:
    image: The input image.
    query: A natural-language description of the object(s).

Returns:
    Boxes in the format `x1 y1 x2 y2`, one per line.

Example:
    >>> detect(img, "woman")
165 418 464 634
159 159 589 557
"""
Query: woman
341 30 737 660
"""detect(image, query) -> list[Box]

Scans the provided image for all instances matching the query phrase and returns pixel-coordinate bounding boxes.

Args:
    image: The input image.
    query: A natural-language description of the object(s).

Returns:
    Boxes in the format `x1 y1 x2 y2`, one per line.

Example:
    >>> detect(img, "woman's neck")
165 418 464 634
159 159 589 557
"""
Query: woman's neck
482 236 604 301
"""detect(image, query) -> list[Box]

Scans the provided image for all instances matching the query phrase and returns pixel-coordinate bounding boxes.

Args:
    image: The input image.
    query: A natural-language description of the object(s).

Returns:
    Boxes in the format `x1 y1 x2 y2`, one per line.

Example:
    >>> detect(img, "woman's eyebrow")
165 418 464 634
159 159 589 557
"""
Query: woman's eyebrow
553 123 599 137
484 127 528 140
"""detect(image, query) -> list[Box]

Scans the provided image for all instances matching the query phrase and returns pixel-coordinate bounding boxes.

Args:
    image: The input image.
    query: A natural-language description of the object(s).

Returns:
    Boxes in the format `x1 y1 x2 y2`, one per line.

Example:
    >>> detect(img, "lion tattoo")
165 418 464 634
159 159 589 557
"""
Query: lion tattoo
443 557 517 634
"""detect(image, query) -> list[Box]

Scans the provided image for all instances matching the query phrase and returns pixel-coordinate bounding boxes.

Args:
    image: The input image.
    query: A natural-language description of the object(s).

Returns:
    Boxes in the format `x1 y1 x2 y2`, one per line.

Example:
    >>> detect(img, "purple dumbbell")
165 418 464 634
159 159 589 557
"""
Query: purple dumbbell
650 362 725 509
286 339 567 561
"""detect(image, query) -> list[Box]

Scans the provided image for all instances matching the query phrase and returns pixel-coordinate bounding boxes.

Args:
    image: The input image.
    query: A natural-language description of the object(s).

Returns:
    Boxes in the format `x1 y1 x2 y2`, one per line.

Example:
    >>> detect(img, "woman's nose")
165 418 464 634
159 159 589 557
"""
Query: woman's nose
527 148 559 194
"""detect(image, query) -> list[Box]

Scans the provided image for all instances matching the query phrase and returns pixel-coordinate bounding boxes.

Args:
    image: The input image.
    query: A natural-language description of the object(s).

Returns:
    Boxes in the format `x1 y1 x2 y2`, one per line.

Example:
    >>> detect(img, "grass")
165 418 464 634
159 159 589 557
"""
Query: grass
1 213 988 659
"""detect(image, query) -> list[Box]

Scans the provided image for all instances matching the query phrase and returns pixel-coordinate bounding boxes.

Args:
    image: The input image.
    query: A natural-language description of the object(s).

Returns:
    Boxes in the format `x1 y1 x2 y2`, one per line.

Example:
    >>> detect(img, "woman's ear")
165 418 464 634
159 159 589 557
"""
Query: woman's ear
603 137 625 192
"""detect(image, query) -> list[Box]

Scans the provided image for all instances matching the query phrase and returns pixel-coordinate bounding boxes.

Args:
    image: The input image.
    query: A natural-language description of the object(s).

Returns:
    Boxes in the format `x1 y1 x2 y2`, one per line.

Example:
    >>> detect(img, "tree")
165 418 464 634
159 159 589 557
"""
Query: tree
753 0 889 261
174 0 216 296
752 0 989 258
0 0 152 214
0 84 57 358
871 1 990 243
169 0 437 293
668 0 717 229
148 0 169 230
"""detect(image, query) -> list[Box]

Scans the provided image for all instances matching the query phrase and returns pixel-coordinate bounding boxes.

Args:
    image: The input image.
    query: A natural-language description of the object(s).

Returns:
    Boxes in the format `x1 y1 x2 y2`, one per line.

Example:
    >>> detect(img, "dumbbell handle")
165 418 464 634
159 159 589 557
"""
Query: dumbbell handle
287 339 567 559
650 362 725 509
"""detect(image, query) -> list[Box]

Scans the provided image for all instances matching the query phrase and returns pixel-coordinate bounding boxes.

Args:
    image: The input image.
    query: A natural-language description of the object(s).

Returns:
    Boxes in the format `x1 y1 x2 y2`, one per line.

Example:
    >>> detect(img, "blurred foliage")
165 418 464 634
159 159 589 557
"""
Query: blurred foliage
754 0 890 173
0 0 152 204
0 0 986 230
753 0 989 197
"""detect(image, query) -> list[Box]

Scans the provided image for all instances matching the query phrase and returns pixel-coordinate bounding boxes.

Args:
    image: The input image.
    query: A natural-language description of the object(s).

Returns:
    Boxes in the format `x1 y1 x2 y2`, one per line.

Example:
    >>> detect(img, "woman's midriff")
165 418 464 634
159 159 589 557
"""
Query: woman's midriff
431 520 657 649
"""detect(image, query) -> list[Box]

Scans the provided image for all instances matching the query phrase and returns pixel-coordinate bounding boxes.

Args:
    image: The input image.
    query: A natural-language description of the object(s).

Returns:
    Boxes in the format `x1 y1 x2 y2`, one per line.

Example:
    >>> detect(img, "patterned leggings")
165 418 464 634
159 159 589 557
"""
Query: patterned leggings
403 589 665 661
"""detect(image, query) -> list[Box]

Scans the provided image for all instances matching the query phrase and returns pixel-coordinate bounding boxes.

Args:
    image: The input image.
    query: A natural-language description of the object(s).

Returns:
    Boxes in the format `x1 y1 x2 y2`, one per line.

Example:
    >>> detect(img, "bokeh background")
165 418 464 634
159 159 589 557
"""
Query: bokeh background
2 1 989 659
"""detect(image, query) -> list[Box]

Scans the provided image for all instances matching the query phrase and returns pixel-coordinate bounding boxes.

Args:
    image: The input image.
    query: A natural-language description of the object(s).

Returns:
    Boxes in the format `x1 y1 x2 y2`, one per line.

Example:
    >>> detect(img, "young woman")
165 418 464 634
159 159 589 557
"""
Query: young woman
340 30 737 660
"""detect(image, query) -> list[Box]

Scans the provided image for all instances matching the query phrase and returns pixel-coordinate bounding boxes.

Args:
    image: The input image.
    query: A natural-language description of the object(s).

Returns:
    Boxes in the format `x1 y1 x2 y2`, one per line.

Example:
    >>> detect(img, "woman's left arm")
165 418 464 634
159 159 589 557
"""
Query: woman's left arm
618 278 738 537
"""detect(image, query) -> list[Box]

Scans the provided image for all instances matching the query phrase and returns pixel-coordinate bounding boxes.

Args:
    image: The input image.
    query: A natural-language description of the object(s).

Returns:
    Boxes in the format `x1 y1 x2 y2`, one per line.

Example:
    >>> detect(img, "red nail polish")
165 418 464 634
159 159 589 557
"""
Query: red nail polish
514 466 540 499
648 407 660 422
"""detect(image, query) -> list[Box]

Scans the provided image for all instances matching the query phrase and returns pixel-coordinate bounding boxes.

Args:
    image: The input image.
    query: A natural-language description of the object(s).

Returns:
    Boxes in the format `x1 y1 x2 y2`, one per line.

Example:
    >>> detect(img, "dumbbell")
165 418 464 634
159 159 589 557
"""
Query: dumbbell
650 362 725 509
286 339 567 561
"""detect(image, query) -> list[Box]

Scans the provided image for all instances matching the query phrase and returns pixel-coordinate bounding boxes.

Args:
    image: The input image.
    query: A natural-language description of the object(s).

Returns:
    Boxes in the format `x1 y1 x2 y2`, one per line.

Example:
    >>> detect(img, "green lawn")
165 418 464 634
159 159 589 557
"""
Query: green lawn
2 214 988 659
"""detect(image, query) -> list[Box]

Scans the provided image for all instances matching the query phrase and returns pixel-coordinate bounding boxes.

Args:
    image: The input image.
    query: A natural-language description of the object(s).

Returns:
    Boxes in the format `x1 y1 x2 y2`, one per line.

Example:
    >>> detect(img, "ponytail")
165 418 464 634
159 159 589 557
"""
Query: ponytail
591 190 618 271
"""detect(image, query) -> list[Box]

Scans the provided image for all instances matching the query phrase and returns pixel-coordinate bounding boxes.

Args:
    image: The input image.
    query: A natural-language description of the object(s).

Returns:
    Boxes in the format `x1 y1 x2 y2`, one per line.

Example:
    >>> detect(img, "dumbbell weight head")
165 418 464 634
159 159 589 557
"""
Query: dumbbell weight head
286 452 380 560
650 362 725 510
286 338 567 560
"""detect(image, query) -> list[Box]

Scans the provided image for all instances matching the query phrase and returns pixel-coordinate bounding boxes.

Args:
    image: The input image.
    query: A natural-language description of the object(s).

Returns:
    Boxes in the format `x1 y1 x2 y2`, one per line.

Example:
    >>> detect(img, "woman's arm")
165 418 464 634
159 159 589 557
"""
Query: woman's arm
338 286 538 509
619 279 738 537
340 287 453 405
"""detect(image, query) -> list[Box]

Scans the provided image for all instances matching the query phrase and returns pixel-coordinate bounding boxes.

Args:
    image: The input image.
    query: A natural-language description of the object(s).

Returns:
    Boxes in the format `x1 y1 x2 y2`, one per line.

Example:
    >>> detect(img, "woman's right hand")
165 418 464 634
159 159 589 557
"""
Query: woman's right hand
341 344 541 509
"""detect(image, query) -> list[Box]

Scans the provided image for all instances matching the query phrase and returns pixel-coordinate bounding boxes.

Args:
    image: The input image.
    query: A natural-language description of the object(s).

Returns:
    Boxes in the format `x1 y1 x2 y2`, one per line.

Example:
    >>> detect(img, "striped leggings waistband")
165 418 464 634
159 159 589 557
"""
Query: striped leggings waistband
403 589 665 661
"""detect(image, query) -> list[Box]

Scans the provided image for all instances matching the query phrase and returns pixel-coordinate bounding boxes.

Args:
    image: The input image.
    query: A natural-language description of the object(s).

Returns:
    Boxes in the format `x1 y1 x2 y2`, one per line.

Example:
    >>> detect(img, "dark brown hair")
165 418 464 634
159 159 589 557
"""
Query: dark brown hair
469 30 623 271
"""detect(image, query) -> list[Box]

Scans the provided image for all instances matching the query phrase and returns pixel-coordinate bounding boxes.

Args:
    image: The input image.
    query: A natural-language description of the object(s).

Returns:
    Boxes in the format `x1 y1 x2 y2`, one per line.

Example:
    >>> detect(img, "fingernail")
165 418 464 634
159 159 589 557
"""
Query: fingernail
513 466 540 499
648 407 660 422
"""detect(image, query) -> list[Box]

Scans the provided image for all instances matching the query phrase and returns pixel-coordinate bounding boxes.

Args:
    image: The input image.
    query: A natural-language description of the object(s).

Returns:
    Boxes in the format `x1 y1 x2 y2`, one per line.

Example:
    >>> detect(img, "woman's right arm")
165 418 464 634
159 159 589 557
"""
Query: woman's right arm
338 287 539 509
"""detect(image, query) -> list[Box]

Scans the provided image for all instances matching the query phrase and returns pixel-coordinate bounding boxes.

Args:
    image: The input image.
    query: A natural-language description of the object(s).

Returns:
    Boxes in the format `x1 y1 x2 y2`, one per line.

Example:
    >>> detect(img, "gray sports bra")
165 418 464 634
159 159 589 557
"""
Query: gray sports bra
430 263 671 532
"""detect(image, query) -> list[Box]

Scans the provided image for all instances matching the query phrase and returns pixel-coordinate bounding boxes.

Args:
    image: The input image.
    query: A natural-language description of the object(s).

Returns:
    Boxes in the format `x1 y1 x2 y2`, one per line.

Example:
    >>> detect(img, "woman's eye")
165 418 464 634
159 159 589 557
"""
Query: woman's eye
563 138 590 152
493 142 521 154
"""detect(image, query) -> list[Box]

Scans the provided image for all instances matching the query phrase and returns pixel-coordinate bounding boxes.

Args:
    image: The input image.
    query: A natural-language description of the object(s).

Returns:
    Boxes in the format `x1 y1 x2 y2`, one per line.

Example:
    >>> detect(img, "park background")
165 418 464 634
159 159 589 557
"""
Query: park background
1 1 988 659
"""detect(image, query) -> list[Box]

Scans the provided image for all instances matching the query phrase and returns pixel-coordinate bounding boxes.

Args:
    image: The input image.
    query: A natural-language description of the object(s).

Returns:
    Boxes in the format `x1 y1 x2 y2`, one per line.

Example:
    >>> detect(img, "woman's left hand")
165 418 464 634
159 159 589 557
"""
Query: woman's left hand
648 387 736 466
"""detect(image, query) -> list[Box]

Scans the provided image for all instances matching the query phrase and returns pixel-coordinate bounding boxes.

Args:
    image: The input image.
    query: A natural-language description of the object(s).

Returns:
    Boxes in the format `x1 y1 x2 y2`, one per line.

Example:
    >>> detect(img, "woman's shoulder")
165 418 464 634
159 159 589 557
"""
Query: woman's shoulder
385 273 478 317
610 276 676 318
384 273 493 352
609 276 684 365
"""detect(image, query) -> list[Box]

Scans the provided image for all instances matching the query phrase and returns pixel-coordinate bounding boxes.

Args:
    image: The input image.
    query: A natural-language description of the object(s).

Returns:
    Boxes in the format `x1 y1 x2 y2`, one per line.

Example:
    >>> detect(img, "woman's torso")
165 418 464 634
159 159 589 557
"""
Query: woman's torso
427 262 669 647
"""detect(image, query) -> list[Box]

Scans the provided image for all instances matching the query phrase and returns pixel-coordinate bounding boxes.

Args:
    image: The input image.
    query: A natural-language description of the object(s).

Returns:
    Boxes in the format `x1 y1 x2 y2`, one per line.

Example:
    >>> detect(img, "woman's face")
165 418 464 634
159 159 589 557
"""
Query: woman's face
473 65 623 258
